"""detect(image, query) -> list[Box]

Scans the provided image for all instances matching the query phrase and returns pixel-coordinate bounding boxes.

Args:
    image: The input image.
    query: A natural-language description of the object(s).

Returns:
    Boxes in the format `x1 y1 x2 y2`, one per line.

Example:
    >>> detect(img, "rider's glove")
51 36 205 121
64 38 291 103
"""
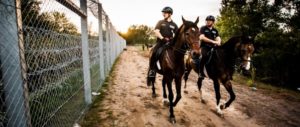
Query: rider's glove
161 37 170 43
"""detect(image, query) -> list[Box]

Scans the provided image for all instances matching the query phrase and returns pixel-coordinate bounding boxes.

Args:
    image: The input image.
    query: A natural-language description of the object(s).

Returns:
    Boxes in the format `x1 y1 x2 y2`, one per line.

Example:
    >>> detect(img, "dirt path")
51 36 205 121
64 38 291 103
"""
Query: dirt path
82 46 300 127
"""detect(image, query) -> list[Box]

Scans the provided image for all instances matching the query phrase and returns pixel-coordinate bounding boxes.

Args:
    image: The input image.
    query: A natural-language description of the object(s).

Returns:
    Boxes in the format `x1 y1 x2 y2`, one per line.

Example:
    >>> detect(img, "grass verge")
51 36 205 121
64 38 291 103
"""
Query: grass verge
79 56 121 127
233 73 300 100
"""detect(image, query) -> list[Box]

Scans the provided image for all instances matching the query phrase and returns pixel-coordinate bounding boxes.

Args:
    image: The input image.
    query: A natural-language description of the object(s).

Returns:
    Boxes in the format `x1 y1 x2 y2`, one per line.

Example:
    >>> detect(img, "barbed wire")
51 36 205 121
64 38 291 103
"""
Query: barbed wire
0 0 126 126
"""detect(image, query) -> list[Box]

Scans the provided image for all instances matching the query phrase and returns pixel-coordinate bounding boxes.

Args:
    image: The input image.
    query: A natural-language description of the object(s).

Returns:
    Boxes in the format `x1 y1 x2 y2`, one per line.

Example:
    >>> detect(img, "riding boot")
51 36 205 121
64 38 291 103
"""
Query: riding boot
198 55 204 78
147 51 157 86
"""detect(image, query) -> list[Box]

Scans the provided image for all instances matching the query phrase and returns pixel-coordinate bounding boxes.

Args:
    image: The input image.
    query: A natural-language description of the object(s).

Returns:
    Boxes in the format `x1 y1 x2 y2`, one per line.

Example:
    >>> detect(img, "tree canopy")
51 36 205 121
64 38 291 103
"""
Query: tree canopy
21 0 78 34
119 25 156 45
215 0 300 89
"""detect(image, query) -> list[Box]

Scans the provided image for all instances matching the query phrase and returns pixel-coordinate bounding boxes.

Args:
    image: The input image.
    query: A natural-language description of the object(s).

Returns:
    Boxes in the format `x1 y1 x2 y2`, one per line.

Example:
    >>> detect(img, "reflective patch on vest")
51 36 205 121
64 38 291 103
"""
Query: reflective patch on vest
170 25 175 29
161 23 166 26
204 30 209 33
212 30 217 34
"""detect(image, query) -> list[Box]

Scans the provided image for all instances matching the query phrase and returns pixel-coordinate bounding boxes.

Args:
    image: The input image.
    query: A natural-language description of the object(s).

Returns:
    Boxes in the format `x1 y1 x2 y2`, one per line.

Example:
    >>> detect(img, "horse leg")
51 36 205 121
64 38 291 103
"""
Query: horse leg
197 77 206 104
147 53 157 98
162 77 169 106
173 77 182 107
213 79 223 116
221 80 236 109
183 67 191 89
151 80 156 98
166 77 175 123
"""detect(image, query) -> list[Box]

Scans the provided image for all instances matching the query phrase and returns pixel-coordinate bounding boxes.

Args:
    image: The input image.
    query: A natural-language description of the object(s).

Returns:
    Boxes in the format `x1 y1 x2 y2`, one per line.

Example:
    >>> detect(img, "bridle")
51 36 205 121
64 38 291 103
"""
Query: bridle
166 26 198 55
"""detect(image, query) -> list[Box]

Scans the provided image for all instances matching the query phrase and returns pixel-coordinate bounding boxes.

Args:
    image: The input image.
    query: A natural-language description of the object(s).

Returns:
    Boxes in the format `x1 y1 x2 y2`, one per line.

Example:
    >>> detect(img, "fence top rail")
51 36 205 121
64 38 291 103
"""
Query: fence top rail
56 0 87 17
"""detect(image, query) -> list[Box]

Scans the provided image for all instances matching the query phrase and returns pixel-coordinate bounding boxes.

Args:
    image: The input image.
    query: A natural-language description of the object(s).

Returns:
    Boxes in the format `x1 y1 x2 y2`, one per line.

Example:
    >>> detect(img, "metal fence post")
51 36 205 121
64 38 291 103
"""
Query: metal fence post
0 0 31 126
80 0 92 104
111 30 113 62
98 3 105 84
109 23 113 67
105 15 110 74
113 30 116 61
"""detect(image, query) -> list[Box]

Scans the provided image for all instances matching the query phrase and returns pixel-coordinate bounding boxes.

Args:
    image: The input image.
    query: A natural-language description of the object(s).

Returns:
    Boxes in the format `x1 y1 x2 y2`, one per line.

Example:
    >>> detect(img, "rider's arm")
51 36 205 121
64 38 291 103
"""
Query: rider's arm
215 36 221 45
154 29 164 40
199 26 215 45
154 20 164 40
173 24 178 37
200 34 215 44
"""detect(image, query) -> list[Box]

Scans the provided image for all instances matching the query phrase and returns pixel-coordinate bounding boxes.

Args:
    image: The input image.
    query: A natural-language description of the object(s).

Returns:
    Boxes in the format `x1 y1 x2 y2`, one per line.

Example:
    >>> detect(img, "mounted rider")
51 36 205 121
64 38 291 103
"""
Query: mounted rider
198 15 221 77
147 6 178 85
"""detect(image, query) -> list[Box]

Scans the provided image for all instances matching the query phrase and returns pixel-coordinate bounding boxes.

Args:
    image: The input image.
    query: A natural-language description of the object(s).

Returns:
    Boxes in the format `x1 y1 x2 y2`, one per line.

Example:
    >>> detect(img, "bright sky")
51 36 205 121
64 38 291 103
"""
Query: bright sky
99 0 222 33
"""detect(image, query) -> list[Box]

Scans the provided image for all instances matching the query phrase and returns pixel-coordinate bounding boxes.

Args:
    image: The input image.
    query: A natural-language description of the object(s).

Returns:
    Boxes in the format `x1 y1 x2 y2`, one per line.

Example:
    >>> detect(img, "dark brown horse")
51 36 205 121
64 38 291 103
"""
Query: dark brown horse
184 36 255 115
147 17 201 123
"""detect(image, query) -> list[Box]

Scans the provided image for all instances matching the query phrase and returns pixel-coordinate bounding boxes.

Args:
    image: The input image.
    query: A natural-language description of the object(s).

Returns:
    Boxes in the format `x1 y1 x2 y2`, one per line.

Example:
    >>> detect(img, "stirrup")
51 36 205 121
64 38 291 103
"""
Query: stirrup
148 70 156 77
198 73 203 78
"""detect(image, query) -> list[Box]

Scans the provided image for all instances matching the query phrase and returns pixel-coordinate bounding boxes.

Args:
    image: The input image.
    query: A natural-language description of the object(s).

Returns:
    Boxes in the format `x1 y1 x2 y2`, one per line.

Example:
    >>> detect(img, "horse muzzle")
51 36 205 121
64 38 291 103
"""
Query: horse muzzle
241 57 251 71
191 49 201 58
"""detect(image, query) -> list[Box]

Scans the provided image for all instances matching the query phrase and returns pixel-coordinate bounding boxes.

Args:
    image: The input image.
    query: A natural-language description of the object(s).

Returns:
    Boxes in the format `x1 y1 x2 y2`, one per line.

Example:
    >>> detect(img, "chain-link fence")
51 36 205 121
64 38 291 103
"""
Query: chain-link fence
0 0 126 126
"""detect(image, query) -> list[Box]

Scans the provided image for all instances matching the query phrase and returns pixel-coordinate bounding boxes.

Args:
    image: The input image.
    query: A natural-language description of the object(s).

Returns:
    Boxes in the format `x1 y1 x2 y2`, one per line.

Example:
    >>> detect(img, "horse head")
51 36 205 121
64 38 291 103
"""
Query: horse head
176 17 201 57
235 35 255 71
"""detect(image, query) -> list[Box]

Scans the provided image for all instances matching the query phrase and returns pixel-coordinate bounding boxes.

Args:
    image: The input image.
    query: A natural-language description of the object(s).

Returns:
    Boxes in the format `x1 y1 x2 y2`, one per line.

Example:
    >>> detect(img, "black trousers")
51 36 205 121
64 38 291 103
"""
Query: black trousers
149 41 166 71
198 46 212 76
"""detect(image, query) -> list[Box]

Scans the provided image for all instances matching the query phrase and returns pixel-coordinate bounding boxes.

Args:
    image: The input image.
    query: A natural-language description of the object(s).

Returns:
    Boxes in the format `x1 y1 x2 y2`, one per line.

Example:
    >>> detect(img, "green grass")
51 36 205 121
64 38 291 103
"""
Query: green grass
79 56 121 127
29 69 86 127
29 62 115 127
90 64 102 94
233 73 300 100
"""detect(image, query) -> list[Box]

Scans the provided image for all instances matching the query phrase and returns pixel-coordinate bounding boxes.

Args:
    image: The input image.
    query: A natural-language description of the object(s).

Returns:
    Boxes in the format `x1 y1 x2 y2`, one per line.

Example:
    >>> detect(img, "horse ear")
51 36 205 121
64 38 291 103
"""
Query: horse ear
194 16 199 24
182 16 186 23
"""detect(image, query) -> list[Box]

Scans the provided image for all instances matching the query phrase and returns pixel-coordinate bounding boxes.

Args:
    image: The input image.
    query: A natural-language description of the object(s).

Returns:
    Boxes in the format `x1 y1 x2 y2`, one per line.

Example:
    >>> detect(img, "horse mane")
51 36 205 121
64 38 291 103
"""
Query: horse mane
221 36 241 50
171 21 197 46
221 35 254 51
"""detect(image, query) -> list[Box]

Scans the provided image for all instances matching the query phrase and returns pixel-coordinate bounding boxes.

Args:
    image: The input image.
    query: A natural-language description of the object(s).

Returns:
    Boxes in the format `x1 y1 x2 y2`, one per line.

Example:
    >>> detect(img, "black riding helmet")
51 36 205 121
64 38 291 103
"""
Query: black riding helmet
206 15 215 22
162 6 173 14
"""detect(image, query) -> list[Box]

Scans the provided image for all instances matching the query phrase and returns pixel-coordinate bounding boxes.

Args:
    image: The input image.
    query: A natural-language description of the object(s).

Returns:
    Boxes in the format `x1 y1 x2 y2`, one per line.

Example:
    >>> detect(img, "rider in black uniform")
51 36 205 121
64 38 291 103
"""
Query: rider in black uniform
147 6 178 85
198 15 221 77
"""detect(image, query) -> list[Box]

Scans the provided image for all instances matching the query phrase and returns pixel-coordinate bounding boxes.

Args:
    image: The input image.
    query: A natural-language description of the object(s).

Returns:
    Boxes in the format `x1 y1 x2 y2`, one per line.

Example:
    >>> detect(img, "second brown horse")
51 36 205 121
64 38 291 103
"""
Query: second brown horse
184 35 255 116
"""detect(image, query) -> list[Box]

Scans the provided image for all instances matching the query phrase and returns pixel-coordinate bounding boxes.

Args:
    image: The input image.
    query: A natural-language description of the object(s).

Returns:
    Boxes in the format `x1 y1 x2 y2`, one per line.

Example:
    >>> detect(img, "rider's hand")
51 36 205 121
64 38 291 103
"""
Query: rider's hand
162 37 170 43
215 41 221 46
212 40 221 46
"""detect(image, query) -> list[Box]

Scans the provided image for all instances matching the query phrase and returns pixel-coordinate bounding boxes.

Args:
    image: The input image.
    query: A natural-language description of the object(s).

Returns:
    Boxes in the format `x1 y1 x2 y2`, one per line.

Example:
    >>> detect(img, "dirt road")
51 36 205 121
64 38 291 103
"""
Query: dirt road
81 46 300 127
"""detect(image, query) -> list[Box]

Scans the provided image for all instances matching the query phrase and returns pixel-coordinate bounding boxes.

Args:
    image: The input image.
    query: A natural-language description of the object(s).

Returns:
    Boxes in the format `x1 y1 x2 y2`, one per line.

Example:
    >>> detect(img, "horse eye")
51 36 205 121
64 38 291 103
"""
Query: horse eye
186 32 189 35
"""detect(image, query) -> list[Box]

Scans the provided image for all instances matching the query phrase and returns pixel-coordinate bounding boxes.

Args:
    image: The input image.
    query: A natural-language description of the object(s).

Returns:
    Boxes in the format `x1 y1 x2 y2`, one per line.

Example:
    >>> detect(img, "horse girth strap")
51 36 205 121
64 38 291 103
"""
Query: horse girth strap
205 48 220 65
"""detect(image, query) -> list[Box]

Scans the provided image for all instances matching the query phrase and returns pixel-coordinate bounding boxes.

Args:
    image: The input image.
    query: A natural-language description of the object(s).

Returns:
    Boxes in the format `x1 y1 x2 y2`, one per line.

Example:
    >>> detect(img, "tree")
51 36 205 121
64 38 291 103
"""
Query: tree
21 0 78 34
216 0 300 89
119 25 155 45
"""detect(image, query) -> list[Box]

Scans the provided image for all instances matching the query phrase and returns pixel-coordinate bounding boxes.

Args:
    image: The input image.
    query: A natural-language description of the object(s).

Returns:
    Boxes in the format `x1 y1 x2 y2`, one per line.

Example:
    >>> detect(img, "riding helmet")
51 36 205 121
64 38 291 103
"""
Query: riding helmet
162 6 173 14
206 15 215 22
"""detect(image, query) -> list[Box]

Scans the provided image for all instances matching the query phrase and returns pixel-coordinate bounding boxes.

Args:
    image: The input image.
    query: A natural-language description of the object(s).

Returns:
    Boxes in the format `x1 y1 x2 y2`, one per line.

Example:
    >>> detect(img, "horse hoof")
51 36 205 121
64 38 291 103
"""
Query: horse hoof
216 105 223 117
162 99 169 106
184 90 188 94
201 98 207 104
218 113 224 118
220 104 226 110
217 110 223 117
152 94 157 98
169 117 176 124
